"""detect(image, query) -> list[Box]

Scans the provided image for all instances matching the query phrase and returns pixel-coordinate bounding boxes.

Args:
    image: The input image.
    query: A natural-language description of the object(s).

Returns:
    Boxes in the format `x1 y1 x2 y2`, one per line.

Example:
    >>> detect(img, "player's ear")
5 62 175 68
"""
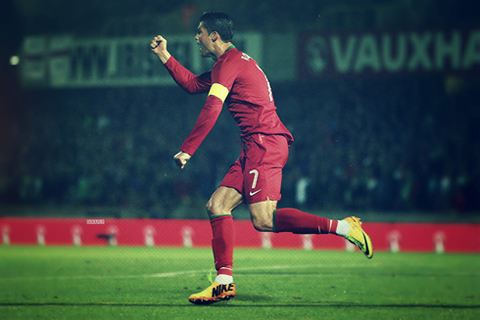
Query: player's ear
211 32 219 42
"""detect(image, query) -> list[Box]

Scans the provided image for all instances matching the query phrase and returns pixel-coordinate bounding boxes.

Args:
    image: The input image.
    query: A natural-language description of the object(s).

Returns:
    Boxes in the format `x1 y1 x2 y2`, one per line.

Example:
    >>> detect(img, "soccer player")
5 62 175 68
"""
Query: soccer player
151 12 373 305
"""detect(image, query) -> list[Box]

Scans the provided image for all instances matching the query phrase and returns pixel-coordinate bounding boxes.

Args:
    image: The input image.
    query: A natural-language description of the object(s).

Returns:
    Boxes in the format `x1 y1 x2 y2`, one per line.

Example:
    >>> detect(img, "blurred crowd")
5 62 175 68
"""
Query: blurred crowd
1 0 479 219
276 78 478 214
2 76 478 218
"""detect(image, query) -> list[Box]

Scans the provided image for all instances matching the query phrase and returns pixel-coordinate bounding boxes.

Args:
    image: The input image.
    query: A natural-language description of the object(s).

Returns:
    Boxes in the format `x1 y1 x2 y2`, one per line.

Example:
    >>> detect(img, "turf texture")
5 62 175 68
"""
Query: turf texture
0 246 479 319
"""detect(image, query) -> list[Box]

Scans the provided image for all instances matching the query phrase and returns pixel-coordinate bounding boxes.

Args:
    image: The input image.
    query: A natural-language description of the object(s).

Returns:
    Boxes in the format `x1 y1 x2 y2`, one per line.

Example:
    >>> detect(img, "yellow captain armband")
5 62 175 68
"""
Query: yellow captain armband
208 83 229 103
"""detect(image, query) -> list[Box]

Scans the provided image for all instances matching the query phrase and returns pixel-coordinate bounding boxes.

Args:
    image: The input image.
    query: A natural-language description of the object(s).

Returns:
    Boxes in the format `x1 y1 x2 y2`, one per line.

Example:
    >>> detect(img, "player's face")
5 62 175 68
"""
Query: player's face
195 22 214 58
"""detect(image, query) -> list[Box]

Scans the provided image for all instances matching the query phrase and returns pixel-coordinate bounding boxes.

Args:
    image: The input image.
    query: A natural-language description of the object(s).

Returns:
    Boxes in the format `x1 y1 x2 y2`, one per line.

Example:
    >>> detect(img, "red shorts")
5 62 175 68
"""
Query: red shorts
219 134 289 204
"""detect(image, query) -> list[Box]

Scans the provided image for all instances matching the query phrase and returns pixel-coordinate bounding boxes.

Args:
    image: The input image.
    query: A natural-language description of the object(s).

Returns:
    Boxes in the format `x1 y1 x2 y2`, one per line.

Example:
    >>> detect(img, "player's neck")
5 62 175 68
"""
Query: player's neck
212 42 234 61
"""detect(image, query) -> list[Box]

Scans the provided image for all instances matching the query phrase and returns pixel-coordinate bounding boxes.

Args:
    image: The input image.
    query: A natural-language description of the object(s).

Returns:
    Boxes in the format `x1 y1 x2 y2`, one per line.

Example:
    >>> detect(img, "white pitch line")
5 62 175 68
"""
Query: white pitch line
0 264 332 282
0 262 381 282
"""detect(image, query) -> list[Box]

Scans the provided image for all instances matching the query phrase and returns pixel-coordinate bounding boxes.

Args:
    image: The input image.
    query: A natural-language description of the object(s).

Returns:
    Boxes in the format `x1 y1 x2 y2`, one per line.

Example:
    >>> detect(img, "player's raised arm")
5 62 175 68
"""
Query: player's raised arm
150 35 171 64
150 35 211 94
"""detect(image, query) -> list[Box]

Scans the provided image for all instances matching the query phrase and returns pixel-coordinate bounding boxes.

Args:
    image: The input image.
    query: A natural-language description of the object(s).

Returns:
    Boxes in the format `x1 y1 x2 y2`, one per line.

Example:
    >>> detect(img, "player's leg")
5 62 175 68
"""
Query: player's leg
244 134 339 235
248 203 373 258
206 185 243 218
206 185 243 280
189 181 243 304
245 134 373 258
247 197 277 232
248 200 344 235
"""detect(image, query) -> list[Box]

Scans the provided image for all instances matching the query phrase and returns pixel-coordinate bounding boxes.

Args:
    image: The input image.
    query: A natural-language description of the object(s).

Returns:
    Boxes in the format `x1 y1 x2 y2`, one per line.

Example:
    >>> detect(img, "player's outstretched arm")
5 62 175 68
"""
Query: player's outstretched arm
151 35 211 94
151 35 171 64
173 151 191 169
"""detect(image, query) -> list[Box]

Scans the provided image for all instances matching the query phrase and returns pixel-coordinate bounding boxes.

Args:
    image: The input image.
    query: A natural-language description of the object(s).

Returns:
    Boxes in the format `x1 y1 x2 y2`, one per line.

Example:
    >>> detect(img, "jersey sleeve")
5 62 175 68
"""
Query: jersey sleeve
179 94 223 155
164 56 211 94
178 57 240 155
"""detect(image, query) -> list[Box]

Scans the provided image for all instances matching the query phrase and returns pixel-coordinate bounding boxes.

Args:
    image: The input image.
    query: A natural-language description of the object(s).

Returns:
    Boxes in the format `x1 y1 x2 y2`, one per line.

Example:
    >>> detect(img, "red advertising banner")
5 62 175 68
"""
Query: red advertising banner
298 29 480 78
1 218 479 253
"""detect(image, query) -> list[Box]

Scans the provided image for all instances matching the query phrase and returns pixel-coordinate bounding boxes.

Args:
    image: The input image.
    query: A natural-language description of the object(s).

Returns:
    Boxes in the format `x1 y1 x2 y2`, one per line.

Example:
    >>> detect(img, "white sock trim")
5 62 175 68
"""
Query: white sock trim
336 220 350 237
215 274 233 285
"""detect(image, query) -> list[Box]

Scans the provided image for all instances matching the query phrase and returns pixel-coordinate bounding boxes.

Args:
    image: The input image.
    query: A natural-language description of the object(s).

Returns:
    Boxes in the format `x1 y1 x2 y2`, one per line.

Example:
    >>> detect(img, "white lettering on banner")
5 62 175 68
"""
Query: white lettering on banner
49 35 73 86
20 34 261 88
408 32 432 71
354 34 381 72
435 31 461 70
331 35 356 72
382 33 407 72
67 38 175 87
463 31 480 69
21 36 48 82
86 219 104 224
302 29 480 77
306 36 329 73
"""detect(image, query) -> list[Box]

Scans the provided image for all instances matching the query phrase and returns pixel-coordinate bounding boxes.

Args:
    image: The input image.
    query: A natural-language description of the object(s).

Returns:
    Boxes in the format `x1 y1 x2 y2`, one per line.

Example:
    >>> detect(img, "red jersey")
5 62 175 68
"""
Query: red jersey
164 47 293 155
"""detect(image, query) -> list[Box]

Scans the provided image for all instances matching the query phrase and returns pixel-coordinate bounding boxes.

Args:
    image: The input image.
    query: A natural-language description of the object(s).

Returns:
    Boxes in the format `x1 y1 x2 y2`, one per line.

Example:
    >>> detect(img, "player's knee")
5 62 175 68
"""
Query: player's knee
205 200 215 217
251 215 273 232
206 199 223 218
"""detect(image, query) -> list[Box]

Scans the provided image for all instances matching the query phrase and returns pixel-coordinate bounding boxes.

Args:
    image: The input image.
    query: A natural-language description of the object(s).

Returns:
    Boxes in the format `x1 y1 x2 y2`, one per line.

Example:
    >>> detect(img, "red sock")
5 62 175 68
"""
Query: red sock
274 208 337 234
210 215 234 276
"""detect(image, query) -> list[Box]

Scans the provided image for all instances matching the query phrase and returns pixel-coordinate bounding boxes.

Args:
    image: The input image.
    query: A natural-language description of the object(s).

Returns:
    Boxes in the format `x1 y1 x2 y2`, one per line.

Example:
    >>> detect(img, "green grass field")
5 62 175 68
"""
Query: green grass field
0 246 479 319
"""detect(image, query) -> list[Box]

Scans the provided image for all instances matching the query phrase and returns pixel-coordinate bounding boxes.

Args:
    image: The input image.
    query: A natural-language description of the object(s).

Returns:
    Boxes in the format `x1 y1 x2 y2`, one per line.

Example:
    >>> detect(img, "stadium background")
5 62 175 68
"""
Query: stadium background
0 0 479 246
0 2 479 318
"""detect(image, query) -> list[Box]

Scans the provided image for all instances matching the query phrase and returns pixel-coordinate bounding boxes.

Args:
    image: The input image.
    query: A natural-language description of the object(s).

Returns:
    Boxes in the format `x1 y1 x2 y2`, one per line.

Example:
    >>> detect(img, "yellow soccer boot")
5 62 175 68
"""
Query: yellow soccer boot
343 216 374 259
189 282 236 305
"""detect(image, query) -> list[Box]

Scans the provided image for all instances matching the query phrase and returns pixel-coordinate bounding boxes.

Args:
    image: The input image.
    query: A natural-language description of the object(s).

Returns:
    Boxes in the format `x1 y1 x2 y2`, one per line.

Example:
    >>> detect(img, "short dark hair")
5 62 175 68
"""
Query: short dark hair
200 12 234 42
